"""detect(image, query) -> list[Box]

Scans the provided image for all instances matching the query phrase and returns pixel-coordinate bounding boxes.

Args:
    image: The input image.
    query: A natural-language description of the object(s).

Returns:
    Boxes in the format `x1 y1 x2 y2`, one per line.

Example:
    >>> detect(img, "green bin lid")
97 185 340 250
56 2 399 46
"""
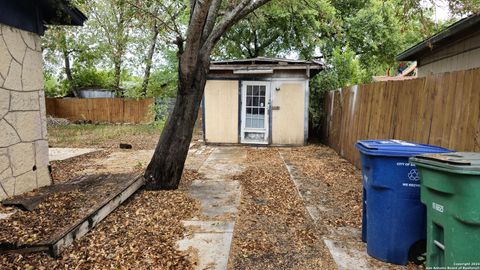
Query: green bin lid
410 152 480 174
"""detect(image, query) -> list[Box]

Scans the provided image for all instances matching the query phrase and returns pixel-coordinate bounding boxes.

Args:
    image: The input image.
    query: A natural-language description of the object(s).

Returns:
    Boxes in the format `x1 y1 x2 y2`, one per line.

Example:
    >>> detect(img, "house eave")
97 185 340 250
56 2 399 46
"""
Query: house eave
396 14 480 61
0 0 87 36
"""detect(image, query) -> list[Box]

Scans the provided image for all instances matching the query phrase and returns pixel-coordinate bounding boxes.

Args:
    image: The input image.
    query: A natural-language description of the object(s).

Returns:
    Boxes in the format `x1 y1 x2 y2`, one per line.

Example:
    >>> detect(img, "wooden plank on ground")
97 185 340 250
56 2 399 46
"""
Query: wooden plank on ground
0 174 144 257
51 175 145 256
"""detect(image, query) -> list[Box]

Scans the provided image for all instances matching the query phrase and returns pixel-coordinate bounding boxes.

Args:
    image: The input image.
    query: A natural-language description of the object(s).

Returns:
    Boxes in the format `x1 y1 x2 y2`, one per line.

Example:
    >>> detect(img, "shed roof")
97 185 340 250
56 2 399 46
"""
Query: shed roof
397 14 480 61
0 0 87 35
210 57 323 76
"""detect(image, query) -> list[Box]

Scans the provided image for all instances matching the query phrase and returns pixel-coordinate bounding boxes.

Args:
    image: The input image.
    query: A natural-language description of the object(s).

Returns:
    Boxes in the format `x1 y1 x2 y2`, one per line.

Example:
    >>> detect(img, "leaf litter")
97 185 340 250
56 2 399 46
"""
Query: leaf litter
280 145 424 270
0 155 201 270
228 148 336 270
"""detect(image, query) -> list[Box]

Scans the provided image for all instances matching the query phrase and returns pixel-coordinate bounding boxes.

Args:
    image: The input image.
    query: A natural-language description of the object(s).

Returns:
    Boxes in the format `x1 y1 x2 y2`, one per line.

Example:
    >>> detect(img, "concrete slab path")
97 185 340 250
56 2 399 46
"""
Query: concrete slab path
49 148 99 161
178 147 246 270
79 150 154 174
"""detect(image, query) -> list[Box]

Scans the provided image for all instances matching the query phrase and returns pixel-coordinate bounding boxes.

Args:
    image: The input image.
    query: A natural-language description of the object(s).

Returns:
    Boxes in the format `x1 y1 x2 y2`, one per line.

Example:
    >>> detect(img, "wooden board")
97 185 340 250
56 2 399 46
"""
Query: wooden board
0 174 144 257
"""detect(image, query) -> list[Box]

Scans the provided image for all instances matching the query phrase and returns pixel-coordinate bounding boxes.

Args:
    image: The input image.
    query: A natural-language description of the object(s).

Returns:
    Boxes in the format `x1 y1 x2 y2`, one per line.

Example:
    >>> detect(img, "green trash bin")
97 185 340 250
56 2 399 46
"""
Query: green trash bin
410 152 480 268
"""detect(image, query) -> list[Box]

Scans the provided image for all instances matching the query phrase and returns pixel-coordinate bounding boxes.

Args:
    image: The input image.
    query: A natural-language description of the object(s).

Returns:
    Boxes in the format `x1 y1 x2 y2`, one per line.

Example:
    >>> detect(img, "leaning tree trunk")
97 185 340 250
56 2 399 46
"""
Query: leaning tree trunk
143 0 272 189
144 56 209 189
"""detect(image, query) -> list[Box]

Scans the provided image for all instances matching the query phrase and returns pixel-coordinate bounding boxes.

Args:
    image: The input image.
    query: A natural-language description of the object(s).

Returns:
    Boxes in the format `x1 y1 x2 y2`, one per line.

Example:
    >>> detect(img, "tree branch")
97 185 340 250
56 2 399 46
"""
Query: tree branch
202 0 223 42
202 0 272 54
125 0 178 35
180 0 213 87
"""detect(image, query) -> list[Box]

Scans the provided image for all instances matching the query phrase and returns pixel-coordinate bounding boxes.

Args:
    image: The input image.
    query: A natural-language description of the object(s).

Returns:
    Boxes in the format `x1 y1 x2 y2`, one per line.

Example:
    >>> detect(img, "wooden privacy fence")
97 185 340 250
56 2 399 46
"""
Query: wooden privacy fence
46 98 154 124
322 67 480 168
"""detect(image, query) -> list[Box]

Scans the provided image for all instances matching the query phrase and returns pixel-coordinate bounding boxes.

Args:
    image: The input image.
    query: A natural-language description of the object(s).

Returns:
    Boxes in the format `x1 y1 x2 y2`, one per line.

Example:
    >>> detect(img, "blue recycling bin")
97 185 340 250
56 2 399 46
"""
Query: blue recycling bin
355 140 451 265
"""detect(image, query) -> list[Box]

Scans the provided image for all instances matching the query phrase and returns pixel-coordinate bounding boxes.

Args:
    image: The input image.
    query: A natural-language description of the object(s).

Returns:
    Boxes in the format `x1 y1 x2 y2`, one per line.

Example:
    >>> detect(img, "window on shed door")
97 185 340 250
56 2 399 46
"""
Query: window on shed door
245 85 266 129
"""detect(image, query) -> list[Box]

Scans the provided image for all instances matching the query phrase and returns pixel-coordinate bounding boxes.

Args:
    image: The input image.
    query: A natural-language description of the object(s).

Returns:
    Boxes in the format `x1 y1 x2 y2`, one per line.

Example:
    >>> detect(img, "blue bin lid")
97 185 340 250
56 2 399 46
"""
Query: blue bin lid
355 140 452 157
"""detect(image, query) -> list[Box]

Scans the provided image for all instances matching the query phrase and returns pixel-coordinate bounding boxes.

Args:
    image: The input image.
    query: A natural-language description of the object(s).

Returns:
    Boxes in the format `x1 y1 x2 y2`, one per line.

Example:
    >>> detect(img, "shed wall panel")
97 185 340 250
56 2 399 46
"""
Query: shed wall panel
271 82 305 145
204 80 239 143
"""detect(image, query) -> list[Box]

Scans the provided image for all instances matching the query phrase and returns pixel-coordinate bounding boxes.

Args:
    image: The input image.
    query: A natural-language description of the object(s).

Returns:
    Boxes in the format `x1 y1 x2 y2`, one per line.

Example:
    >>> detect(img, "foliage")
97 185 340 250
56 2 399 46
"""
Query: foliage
41 0 478 138
146 47 178 98
71 68 116 90
147 70 177 98
44 73 64 97
214 0 336 59
309 46 365 133
41 0 187 98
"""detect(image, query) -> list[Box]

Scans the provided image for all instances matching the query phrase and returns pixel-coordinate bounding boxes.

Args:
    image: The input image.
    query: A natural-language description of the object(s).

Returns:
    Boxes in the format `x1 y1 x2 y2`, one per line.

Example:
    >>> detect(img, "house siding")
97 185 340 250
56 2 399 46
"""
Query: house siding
418 31 480 76
0 24 51 200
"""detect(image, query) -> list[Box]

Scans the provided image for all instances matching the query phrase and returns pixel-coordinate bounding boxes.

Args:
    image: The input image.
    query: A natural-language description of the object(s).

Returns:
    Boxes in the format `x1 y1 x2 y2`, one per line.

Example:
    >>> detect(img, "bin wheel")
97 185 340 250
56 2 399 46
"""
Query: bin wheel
408 240 426 265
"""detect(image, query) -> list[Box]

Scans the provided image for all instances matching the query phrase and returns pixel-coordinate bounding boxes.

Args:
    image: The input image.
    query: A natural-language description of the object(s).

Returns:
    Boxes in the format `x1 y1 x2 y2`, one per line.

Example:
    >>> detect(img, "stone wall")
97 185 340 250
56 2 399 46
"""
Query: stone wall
0 24 51 200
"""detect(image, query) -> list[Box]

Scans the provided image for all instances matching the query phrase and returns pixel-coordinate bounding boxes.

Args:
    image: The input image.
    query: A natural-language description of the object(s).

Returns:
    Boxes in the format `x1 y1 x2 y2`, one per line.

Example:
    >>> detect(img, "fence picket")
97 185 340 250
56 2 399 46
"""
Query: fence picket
322 68 480 167
45 98 154 124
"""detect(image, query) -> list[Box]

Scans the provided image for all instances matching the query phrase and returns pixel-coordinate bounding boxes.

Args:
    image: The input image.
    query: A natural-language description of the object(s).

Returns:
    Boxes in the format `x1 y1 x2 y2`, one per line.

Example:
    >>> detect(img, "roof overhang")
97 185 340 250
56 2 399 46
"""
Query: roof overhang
397 14 480 61
210 57 324 77
0 0 87 35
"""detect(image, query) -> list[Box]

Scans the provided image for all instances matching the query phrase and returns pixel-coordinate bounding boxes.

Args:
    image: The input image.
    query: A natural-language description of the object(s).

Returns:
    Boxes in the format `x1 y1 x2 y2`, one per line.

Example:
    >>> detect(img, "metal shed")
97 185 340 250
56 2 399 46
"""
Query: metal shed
202 57 323 146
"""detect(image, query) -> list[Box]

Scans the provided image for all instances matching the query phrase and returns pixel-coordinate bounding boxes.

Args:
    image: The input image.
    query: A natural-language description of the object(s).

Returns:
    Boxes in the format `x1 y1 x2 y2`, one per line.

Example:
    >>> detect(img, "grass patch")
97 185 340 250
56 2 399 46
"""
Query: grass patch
48 123 164 149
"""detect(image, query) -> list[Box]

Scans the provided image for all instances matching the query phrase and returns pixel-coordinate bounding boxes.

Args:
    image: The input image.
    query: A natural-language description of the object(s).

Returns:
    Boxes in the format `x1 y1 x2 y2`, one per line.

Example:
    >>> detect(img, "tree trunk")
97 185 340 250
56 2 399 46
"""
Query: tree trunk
143 0 273 190
144 57 208 189
61 32 77 97
114 58 121 92
141 24 159 97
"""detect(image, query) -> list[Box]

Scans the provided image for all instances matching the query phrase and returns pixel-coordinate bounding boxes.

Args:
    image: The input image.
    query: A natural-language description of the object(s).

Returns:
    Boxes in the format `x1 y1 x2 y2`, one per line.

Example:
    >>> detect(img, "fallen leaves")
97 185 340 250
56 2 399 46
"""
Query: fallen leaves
280 145 424 270
0 164 201 269
0 191 85 244
50 150 111 183
0 189 200 270
229 148 335 270
281 145 363 229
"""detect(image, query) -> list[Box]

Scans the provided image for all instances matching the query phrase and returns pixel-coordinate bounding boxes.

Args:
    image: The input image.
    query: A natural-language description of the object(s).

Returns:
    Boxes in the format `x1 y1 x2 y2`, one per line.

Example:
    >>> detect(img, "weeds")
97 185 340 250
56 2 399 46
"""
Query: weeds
48 123 163 149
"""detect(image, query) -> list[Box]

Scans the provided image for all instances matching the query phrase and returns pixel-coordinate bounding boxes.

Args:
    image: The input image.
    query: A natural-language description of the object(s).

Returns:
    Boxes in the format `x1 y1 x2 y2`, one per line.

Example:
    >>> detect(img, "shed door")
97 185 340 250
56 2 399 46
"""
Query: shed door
241 81 270 144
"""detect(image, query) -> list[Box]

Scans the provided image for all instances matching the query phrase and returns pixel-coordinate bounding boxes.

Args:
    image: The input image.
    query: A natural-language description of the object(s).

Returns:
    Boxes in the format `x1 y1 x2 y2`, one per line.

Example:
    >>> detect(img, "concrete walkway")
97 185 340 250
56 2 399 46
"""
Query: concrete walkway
49 148 99 161
178 147 246 270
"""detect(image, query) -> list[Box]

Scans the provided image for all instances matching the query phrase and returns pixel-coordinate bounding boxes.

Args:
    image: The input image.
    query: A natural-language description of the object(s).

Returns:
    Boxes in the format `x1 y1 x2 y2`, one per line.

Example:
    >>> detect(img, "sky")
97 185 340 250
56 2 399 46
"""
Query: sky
428 0 455 22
